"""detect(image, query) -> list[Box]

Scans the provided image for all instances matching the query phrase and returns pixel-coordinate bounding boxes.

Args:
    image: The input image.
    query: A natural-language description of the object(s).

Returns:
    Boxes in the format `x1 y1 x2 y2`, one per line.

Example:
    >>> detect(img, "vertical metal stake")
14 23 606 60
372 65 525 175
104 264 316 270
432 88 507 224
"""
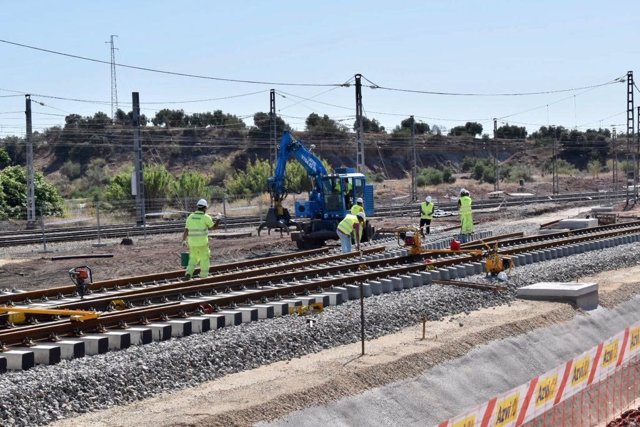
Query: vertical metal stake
223 196 228 232
40 207 47 253
359 282 365 355
96 201 102 245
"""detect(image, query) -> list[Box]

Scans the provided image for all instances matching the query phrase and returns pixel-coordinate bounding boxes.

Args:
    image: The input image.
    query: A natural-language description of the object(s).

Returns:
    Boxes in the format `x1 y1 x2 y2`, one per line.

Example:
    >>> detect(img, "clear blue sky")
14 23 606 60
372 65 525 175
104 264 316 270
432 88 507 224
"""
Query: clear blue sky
1 0 638 137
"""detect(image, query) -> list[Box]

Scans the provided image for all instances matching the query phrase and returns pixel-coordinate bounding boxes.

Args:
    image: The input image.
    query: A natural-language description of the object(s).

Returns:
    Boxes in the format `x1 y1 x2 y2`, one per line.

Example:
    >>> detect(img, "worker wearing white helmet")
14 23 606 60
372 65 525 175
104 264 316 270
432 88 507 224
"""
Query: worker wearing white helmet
182 199 222 280
420 196 435 237
350 197 366 242
350 197 365 216
458 189 474 242
336 211 365 253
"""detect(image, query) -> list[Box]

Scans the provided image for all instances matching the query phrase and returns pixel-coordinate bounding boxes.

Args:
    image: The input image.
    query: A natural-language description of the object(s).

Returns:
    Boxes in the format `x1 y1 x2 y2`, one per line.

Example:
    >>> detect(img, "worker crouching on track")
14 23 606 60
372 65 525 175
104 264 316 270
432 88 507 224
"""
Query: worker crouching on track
336 211 365 253
182 199 221 280
458 189 474 243
420 196 435 237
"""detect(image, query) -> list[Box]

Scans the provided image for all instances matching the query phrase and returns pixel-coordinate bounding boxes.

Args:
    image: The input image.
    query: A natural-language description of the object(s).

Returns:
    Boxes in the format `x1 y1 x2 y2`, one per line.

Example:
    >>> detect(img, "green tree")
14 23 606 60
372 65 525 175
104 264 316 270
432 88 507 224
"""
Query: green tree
495 124 527 139
391 117 429 138
356 117 386 133
174 171 210 209
0 166 64 219
144 164 176 212
449 122 483 137
0 147 10 169
587 160 601 178
248 112 288 141
152 109 186 128
305 113 346 138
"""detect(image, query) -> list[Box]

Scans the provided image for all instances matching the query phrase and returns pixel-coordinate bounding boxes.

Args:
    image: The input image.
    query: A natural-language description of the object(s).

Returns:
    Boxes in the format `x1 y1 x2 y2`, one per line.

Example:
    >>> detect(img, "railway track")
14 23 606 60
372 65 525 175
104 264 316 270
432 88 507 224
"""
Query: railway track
0 219 639 371
0 190 629 248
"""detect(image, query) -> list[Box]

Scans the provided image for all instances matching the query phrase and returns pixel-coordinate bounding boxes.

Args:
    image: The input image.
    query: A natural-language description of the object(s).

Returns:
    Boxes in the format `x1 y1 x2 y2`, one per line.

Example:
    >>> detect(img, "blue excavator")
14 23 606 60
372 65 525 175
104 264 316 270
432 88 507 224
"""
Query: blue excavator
258 131 375 249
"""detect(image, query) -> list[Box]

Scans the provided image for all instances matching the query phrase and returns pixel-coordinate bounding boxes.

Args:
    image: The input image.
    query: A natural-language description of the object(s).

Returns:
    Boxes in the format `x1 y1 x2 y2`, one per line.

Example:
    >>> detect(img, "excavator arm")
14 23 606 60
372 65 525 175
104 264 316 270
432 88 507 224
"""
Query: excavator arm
267 131 327 205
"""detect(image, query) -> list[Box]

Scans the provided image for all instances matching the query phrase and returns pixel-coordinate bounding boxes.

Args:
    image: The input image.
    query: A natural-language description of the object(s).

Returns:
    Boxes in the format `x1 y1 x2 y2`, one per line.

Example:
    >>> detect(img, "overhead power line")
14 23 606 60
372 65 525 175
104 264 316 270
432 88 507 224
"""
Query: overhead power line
361 74 626 97
0 39 347 87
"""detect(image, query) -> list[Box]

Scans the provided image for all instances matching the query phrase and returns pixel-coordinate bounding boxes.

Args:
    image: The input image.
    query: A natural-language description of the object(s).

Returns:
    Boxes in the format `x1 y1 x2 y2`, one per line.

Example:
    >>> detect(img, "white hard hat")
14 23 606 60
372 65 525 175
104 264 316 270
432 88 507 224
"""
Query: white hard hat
460 188 467 196
356 197 363 204
425 196 432 203
357 212 366 220
196 199 208 208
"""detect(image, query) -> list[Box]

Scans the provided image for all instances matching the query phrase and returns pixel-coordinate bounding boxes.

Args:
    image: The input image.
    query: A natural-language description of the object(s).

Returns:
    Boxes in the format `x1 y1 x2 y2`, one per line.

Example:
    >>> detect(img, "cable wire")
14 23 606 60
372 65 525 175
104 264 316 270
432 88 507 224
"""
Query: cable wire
0 39 349 87
361 74 626 97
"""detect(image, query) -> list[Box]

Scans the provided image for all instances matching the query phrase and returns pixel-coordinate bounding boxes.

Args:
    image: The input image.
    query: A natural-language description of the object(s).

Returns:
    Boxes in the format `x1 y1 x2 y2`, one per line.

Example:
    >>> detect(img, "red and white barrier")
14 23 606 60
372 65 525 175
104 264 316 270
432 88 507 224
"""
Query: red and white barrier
438 321 640 427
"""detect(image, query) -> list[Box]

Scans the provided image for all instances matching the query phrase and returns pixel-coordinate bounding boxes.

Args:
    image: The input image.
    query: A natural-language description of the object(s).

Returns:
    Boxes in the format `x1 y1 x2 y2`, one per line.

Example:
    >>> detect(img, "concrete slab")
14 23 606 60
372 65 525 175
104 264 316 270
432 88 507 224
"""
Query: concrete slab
126 327 153 345
202 314 226 329
186 317 211 333
166 320 193 337
346 285 360 299
263 301 290 316
57 340 85 359
147 323 173 341
236 307 259 323
251 304 276 319
517 281 598 310
380 279 393 293
554 218 598 230
14 345 60 365
3 350 34 370
103 331 131 350
78 335 109 354
218 310 243 326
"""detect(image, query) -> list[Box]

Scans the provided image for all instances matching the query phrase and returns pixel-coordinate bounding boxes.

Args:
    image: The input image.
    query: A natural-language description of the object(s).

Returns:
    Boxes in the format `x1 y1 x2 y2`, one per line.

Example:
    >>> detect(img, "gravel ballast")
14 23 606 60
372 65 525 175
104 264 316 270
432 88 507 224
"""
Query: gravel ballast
2 235 640 425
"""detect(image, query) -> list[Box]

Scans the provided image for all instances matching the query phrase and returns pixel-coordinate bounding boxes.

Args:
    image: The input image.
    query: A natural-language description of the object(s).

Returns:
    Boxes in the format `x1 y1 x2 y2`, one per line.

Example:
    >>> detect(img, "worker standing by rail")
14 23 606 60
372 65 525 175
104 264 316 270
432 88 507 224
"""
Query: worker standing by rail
419 196 435 237
336 211 365 253
182 199 221 279
458 189 474 243
350 197 365 243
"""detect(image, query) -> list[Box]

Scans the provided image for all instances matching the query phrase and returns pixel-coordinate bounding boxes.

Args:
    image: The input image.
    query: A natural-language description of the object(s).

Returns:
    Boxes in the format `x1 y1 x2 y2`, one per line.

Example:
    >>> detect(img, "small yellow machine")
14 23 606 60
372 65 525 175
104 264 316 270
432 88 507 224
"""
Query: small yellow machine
394 227 512 276
0 307 100 324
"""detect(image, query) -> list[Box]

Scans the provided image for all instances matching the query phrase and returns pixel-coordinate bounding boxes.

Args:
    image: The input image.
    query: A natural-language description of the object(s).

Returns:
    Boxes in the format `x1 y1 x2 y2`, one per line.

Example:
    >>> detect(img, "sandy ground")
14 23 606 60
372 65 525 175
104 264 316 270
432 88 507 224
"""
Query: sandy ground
2 203 638 426
51 266 640 427
0 228 298 291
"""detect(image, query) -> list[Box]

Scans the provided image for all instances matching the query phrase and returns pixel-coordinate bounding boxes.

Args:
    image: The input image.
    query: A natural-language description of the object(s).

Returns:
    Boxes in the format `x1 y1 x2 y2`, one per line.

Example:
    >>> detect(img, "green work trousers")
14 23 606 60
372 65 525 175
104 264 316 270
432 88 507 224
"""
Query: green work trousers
185 245 211 278
460 212 474 235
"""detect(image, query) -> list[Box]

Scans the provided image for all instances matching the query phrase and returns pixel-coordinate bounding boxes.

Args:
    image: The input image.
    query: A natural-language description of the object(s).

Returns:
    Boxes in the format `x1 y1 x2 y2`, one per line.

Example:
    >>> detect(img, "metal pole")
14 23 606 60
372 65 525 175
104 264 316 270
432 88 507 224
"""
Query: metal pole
411 115 417 202
359 282 365 355
96 200 102 245
355 74 364 172
493 119 499 191
40 206 48 253
626 71 634 205
269 89 276 175
223 195 228 232
132 92 146 226
25 95 36 229
612 126 617 192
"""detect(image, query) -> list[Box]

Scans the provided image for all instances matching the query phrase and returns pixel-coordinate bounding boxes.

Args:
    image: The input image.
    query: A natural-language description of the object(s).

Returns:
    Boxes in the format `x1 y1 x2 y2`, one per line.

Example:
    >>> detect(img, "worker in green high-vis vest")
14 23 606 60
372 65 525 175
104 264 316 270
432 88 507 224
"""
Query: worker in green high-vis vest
182 199 221 280
458 189 474 243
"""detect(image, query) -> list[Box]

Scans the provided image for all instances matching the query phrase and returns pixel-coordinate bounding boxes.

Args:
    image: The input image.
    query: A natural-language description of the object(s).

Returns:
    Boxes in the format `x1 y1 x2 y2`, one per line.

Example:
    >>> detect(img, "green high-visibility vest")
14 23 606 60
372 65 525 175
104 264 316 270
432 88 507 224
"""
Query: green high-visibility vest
337 214 358 235
420 202 434 219
185 211 214 246
459 196 472 214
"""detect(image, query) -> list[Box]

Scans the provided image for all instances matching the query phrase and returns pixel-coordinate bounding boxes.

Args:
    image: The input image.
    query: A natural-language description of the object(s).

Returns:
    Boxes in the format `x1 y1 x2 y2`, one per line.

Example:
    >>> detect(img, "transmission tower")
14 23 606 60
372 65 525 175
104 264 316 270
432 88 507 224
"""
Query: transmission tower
354 74 364 172
626 71 635 204
106 35 119 122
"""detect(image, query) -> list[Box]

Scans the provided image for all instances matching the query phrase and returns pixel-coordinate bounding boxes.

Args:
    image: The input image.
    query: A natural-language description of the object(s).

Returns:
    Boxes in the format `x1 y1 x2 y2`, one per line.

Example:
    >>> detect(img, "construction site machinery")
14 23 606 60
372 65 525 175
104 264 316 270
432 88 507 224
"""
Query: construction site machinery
68 266 92 300
395 227 512 276
260 131 375 249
